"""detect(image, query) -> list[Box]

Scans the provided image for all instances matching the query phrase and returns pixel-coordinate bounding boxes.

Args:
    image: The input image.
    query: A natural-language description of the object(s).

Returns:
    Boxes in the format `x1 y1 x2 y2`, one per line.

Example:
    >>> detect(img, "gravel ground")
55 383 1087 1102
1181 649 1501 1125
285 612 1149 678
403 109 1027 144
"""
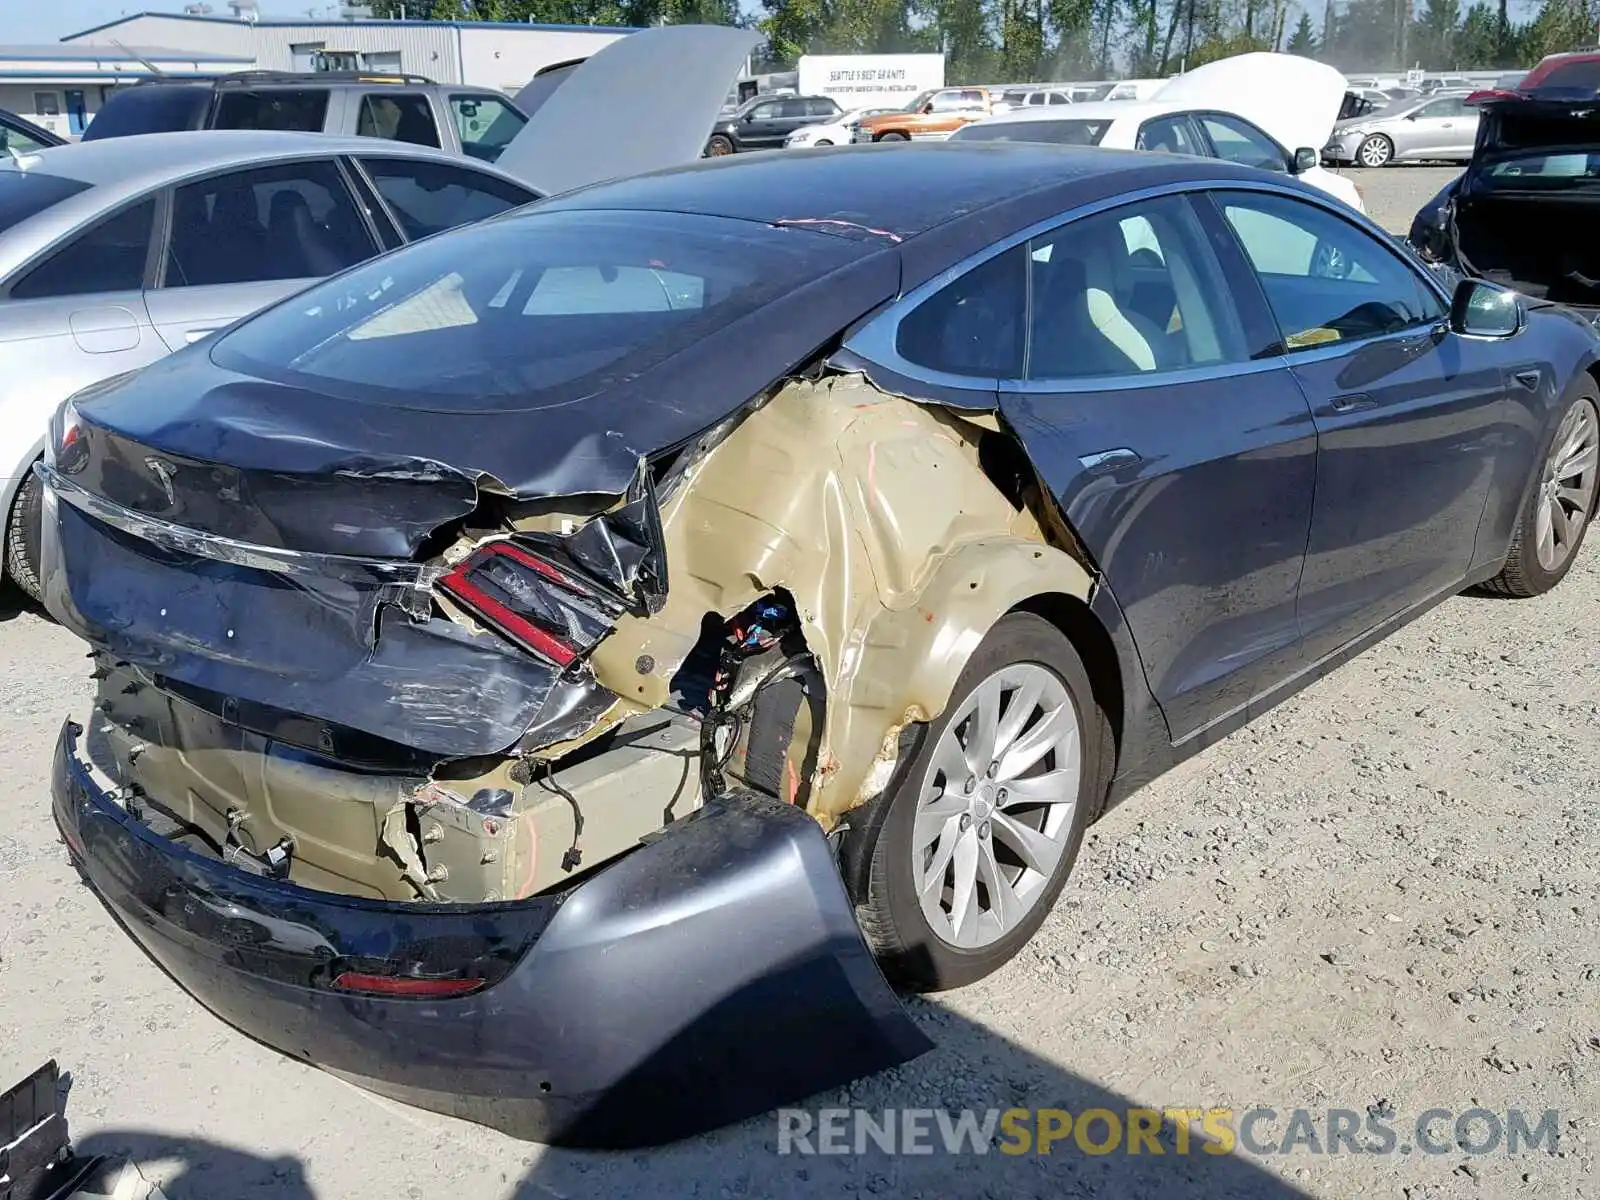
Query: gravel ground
6 165 1596 1200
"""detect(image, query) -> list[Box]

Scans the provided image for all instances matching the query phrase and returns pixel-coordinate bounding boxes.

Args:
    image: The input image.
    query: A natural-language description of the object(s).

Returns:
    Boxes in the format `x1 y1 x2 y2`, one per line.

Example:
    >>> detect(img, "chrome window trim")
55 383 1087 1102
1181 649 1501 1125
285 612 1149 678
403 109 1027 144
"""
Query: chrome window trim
842 175 1453 393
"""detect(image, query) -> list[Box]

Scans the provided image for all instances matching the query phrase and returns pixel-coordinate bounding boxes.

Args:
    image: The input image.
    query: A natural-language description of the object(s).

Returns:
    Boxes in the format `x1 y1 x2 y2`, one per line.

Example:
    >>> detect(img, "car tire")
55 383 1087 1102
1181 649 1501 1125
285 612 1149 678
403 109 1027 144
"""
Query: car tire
704 135 734 156
1357 134 1393 167
845 612 1108 992
814 139 833 147
5 468 43 604
1482 385 1600 598
876 131 910 142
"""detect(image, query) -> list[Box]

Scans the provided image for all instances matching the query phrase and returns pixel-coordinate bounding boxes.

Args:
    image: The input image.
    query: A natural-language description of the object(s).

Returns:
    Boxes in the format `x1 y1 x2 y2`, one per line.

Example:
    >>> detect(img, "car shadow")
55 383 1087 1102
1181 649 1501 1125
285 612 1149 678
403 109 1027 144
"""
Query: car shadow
511 998 1314 1200
67 1131 315 1200
0 582 44 623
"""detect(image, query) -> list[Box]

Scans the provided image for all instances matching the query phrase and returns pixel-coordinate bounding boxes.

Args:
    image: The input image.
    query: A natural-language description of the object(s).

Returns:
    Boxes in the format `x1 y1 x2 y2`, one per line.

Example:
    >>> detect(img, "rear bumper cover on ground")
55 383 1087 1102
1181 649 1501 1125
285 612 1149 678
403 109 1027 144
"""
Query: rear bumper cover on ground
51 721 932 1147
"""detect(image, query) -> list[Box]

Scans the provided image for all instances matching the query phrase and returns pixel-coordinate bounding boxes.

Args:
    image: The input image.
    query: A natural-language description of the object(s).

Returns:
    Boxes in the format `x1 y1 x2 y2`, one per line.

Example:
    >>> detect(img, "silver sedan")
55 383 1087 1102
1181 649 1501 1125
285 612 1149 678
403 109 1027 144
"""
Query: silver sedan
1323 91 1479 167
0 131 540 601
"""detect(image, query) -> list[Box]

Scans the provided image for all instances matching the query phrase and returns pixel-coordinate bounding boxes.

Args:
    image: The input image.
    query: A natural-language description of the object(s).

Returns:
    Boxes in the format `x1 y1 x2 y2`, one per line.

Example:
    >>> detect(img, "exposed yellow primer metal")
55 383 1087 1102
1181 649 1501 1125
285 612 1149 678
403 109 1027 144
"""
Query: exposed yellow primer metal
588 374 1093 825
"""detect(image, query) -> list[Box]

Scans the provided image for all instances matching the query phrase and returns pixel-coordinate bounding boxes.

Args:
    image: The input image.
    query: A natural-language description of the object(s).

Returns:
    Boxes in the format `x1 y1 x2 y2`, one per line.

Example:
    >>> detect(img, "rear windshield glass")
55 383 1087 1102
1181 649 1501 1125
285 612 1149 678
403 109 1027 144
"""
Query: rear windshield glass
953 118 1111 146
83 86 210 140
212 209 858 414
0 170 91 235
1481 150 1600 185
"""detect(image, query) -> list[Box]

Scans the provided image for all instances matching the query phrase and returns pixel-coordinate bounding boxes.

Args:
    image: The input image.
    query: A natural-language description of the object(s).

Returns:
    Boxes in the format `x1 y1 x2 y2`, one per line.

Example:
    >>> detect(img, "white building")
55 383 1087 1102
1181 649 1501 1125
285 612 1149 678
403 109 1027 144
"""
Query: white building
0 44 256 137
60 10 634 94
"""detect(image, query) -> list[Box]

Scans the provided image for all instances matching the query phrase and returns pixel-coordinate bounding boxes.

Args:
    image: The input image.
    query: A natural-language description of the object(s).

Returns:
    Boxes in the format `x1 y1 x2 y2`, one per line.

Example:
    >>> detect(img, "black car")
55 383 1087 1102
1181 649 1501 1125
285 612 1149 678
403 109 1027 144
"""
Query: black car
705 93 842 154
0 108 65 154
45 143 1600 1149
1411 95 1600 313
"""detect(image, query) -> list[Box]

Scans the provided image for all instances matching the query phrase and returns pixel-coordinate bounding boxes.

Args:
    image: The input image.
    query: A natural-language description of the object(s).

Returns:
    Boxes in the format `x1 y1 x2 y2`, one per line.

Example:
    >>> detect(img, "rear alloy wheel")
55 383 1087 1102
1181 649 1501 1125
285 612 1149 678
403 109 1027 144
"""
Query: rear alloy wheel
1357 134 1394 167
877 131 910 142
4 469 43 604
848 613 1106 991
704 135 734 156
1484 387 1600 597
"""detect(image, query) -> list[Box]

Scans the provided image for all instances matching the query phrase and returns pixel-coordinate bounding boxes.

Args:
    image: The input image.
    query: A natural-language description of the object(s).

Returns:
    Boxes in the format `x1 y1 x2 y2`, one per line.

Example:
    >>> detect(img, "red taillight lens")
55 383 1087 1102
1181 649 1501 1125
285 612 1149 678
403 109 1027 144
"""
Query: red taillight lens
330 971 484 998
437 541 620 668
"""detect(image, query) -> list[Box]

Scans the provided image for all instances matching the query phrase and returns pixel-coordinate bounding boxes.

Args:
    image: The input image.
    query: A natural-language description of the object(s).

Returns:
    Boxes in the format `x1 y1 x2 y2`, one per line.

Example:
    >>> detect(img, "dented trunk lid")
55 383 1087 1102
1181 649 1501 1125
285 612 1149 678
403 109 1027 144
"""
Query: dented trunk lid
40 207 897 762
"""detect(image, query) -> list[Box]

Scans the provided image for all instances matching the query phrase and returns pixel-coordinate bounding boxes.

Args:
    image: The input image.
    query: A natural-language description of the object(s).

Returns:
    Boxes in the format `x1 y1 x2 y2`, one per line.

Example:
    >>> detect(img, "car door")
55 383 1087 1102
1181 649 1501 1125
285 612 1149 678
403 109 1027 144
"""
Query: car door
1436 96 1480 156
1209 188 1508 660
353 155 538 242
1193 112 1291 172
0 196 164 466
353 91 443 149
1134 113 1207 156
447 92 528 164
739 100 785 148
1394 96 1464 158
146 158 383 352
859 191 1316 740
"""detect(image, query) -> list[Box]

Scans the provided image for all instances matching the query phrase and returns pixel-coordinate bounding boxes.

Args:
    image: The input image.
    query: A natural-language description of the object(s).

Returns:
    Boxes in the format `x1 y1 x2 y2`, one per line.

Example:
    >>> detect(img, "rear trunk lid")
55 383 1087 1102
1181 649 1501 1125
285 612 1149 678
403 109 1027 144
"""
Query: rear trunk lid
1452 98 1600 310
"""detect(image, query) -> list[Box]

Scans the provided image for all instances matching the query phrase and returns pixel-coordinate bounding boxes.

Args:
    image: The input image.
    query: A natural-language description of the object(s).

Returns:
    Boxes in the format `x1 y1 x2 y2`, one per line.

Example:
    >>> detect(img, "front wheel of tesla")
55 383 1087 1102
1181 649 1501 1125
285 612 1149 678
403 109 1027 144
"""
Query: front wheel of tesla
849 612 1106 992
4 470 43 604
1357 134 1393 167
1485 387 1599 597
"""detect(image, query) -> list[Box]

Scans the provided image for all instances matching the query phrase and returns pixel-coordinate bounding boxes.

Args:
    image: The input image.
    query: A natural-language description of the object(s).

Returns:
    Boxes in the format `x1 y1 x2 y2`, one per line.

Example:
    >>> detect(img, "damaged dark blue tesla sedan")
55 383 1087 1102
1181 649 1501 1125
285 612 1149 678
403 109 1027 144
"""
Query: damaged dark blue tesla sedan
41 141 1600 1146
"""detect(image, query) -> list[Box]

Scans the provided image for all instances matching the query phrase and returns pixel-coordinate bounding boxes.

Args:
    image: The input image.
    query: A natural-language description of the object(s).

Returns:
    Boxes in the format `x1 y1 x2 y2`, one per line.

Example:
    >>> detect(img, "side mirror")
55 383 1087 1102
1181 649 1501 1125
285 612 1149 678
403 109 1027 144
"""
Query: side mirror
1292 146 1318 174
1450 279 1522 338
921 102 935 115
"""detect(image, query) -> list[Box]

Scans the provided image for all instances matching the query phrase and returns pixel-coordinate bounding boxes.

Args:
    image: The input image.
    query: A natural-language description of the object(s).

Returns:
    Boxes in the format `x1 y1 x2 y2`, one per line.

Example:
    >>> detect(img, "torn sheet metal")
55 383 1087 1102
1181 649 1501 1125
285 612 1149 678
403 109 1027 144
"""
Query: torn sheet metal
587 374 1095 824
44 494 562 760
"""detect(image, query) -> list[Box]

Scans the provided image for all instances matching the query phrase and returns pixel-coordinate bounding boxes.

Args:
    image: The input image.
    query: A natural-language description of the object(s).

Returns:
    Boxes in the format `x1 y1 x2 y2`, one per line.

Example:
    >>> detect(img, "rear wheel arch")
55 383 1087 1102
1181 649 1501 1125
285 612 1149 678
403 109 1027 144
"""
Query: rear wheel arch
1012 590 1123 763
811 538 1096 828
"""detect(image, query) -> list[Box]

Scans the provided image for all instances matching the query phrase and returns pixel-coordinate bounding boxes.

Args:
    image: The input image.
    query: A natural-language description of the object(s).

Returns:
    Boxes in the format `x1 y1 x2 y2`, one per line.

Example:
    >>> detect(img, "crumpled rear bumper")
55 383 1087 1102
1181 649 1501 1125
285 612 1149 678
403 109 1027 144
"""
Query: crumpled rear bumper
51 721 932 1147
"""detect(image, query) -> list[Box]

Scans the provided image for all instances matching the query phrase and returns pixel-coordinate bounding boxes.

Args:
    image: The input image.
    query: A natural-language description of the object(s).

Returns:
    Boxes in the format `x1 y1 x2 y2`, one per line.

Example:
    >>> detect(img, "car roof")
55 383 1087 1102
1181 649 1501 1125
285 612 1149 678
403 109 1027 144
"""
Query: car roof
976 99 1180 125
13 129 466 191
536 140 1275 282
0 130 520 279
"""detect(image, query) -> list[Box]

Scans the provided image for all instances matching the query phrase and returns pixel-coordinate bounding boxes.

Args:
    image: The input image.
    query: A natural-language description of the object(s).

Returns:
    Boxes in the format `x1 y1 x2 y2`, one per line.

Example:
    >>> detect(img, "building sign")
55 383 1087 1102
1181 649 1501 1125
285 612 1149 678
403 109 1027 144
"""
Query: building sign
797 54 946 110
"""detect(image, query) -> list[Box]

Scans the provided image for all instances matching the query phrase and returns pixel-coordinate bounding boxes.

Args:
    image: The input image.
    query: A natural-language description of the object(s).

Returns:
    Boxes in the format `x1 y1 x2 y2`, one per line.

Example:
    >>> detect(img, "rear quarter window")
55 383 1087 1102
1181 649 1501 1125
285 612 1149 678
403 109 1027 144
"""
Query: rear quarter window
0 170 91 236
82 86 209 140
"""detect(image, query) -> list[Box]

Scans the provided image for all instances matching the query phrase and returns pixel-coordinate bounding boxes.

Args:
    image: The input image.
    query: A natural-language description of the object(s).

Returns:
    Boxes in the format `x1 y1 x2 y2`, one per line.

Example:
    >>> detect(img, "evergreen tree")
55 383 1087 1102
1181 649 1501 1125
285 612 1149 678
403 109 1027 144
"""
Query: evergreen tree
1285 9 1317 52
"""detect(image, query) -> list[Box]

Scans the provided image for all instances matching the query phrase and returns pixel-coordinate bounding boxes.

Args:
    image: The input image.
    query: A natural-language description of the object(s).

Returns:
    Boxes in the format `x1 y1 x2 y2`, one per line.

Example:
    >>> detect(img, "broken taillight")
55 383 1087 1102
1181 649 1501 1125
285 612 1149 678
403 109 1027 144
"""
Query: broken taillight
330 971 485 998
437 540 622 668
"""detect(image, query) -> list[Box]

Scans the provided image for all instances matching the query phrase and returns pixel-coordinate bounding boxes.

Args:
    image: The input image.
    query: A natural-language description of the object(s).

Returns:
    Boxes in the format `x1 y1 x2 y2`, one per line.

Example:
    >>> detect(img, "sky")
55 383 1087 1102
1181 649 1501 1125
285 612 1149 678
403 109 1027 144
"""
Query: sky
4 0 1542 50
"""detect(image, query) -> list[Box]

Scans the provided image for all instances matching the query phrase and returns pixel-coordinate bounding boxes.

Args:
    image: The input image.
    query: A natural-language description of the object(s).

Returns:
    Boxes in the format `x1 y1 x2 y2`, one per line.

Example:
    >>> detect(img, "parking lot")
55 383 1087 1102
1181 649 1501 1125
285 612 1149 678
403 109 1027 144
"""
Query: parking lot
5 164 1596 1200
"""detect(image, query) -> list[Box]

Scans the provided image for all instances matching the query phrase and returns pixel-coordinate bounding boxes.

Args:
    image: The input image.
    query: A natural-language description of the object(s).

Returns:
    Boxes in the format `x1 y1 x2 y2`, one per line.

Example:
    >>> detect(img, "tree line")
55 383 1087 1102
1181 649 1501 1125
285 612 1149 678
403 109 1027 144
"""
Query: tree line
371 0 1600 80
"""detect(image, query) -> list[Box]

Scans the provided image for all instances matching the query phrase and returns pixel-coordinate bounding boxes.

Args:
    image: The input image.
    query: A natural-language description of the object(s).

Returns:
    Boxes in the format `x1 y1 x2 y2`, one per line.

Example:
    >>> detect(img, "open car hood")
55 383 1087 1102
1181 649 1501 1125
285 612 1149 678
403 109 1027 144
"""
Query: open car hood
1153 52 1344 155
496 25 762 195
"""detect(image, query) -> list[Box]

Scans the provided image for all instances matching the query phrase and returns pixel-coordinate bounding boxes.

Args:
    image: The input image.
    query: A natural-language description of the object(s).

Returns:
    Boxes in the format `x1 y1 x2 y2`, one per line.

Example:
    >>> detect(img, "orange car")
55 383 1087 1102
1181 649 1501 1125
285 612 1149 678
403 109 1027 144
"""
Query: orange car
853 87 992 142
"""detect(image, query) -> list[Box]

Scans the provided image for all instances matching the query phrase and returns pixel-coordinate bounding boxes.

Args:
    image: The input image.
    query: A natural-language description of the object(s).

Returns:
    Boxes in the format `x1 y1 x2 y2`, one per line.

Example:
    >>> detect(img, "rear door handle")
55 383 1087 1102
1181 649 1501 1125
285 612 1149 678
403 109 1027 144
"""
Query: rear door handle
1330 392 1377 413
